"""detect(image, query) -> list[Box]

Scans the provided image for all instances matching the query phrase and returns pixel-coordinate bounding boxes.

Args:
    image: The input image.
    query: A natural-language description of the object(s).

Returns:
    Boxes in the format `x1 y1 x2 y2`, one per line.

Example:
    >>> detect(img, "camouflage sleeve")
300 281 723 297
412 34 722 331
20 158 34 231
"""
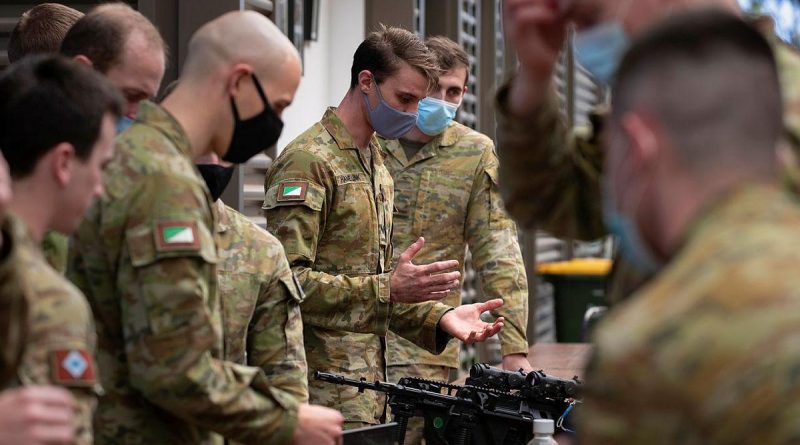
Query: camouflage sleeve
18 284 97 445
0 219 26 386
248 251 309 404
389 302 453 355
263 150 391 336
120 174 296 445
495 79 606 240
465 147 529 356
41 231 68 274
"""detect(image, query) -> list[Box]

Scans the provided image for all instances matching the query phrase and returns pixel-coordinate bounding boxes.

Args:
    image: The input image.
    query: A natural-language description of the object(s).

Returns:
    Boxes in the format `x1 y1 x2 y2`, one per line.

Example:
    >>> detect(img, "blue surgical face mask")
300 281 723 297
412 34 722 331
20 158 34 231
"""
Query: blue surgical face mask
416 96 459 136
116 115 134 134
574 21 630 86
363 82 418 139
603 169 660 275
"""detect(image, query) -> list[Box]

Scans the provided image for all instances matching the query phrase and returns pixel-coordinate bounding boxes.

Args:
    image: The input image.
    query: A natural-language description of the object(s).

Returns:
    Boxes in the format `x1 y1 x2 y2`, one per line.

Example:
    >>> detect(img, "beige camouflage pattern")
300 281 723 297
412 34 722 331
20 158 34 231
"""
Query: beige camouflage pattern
263 108 453 424
378 121 528 368
216 199 308 405
386 363 451 445
495 26 800 302
41 231 68 274
67 101 297 445
579 185 800 444
9 214 98 445
0 217 29 386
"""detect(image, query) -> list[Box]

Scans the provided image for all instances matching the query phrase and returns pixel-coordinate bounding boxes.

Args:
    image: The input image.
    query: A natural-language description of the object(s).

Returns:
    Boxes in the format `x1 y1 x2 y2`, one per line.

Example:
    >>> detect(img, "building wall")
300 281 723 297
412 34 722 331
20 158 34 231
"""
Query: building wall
276 0 365 153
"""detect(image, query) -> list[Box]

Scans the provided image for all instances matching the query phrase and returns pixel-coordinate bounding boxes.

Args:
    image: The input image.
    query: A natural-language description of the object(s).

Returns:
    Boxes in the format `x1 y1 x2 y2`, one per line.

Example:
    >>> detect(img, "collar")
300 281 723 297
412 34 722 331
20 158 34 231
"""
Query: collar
320 107 381 152
382 121 468 166
136 100 194 159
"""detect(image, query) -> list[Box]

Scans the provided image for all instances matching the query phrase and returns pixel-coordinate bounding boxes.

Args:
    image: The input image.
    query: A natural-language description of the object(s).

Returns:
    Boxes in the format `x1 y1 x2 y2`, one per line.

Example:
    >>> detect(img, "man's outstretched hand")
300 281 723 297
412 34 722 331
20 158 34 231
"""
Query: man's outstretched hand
438 299 505 344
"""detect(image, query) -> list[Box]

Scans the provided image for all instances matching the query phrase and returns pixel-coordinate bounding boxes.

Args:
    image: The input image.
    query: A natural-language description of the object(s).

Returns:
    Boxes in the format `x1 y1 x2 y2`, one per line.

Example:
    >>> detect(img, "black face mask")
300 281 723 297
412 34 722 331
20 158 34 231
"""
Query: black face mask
197 164 235 202
223 73 285 164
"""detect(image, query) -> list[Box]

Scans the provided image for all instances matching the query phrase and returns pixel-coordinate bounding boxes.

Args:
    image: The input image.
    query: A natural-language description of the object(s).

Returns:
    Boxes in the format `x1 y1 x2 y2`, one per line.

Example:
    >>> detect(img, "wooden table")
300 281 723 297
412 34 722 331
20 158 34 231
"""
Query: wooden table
526 343 592 380
454 343 592 385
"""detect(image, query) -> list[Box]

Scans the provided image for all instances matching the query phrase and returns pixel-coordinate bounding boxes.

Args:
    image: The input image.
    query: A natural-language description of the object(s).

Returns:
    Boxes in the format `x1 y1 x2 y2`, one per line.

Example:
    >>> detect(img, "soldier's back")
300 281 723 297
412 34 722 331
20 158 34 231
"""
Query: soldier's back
582 184 800 444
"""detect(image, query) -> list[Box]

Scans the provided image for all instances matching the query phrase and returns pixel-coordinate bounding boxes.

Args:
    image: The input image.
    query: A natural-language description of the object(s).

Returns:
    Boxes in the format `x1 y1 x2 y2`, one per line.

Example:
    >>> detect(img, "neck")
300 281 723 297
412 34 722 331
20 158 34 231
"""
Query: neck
655 172 764 258
404 126 435 144
336 89 375 149
10 180 51 242
162 85 220 159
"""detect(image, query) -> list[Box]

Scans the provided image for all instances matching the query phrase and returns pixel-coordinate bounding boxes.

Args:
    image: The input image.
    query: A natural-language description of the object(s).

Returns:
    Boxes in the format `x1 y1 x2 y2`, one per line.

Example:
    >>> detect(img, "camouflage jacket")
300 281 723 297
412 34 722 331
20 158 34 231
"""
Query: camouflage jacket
216 200 308 406
495 34 800 302
67 101 297 445
0 217 28 386
263 108 452 423
10 214 99 445
378 122 528 368
579 184 800 444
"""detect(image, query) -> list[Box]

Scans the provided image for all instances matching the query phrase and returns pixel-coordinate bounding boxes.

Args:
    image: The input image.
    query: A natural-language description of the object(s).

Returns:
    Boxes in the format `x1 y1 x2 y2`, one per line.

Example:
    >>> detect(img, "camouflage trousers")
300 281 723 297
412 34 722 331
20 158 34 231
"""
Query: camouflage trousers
386 364 453 445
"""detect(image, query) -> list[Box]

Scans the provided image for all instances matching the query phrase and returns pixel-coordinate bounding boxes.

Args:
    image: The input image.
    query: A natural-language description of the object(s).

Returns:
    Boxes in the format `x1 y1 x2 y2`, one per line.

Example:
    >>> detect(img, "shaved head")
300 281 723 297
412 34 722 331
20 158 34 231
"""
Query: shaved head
181 11 298 84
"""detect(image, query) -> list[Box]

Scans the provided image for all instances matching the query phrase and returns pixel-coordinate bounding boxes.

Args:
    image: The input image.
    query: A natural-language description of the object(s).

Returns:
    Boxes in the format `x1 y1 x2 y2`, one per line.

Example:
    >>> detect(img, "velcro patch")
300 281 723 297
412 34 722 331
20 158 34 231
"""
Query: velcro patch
156 221 200 251
277 181 309 202
336 173 365 185
51 350 96 387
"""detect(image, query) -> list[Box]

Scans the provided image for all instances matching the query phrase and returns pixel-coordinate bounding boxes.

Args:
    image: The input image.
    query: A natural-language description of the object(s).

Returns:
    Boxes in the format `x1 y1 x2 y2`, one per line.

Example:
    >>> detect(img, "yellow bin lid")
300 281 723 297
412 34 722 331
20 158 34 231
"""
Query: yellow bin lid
537 258 612 276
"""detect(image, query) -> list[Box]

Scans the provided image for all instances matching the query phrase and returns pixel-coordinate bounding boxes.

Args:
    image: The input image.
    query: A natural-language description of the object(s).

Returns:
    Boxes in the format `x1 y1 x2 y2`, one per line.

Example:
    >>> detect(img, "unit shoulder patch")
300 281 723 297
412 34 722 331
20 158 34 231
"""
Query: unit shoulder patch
50 349 96 387
277 181 309 202
155 221 200 251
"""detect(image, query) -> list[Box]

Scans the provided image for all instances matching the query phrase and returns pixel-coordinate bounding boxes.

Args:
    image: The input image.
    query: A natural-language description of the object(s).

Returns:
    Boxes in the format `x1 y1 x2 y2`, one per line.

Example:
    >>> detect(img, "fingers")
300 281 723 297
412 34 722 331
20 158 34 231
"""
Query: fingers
466 320 505 344
399 237 425 263
422 280 460 295
422 270 460 286
419 259 460 274
475 298 504 313
21 386 75 408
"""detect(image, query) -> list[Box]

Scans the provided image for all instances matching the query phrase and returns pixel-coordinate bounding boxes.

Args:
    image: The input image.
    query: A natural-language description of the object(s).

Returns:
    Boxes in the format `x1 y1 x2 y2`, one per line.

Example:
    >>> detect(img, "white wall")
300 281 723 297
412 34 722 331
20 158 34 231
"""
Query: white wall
276 0 365 153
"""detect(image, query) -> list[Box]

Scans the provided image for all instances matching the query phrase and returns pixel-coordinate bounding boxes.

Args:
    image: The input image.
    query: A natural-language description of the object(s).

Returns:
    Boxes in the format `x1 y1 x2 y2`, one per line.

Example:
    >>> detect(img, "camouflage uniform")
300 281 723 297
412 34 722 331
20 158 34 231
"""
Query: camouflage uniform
579 184 800 444
494 34 800 303
263 108 453 426
8 214 99 445
67 101 298 445
41 231 68 274
215 199 308 404
378 122 528 373
0 217 28 386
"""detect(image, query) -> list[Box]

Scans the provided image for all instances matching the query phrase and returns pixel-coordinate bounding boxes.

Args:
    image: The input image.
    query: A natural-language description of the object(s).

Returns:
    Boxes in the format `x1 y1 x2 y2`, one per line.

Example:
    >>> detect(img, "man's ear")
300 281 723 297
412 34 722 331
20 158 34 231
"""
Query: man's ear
50 142 76 187
226 64 253 97
73 55 93 67
358 70 373 93
620 112 660 170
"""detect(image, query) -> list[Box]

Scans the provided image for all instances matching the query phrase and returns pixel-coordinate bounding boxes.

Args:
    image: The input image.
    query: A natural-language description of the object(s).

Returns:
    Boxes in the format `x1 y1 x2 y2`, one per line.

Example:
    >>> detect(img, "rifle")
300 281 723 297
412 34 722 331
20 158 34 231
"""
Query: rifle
315 364 581 445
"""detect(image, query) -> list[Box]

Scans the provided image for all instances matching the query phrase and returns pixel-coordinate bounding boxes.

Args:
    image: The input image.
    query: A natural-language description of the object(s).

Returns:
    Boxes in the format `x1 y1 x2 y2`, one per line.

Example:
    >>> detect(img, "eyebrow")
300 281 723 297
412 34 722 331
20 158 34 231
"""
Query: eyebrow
397 90 420 100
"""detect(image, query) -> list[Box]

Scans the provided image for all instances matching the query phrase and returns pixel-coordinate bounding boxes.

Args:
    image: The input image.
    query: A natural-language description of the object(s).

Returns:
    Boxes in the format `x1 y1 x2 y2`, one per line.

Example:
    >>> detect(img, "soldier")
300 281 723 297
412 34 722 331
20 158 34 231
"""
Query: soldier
578 11 800 443
24 3 168 274
197 152 309 403
8 3 83 64
8 3 85 274
264 25 506 429
0 54 123 444
377 36 530 443
67 11 344 445
0 145 79 445
496 0 800 302
61 3 166 128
